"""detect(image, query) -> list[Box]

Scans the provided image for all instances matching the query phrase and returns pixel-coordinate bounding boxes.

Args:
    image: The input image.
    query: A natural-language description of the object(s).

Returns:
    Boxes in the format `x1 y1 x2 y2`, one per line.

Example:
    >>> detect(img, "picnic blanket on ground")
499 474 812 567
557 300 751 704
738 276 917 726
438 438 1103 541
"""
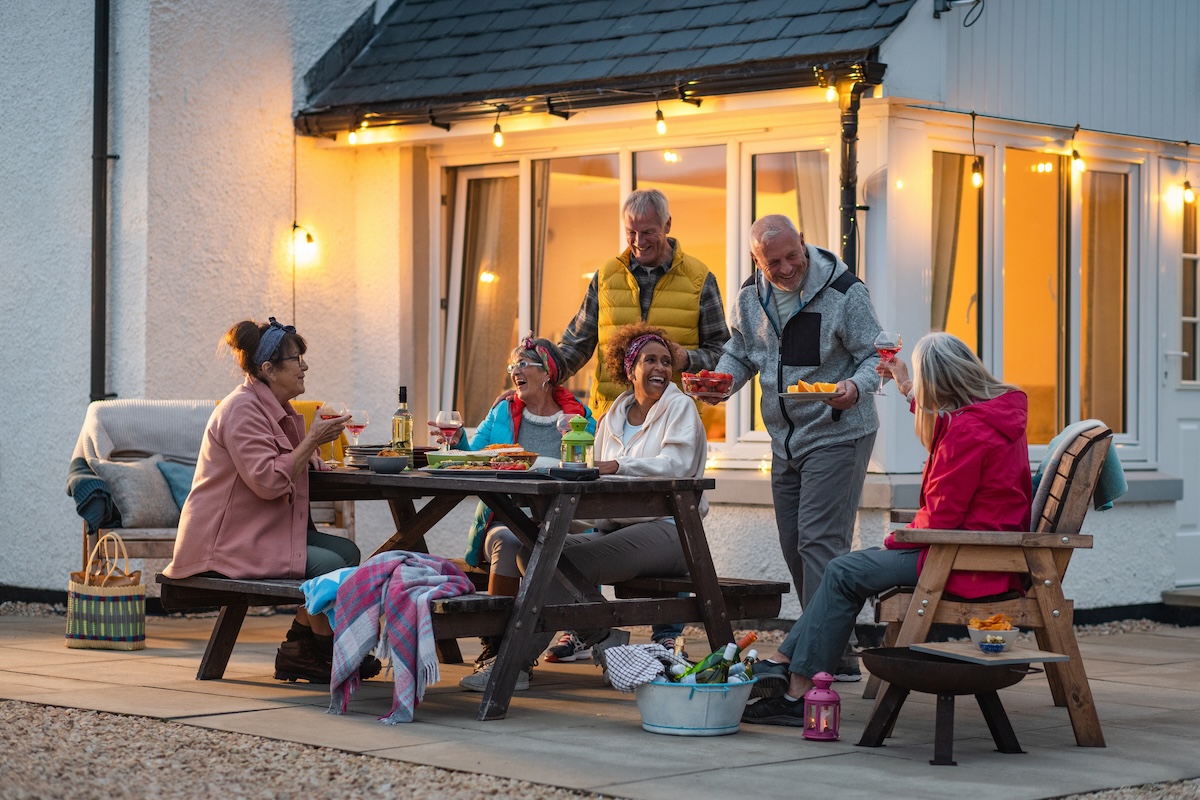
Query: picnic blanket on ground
329 551 474 724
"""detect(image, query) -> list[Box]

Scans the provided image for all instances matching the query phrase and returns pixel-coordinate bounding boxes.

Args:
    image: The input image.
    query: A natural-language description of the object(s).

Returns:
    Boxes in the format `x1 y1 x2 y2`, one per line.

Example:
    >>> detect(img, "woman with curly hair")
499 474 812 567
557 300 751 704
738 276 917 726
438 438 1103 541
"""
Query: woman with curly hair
459 322 709 692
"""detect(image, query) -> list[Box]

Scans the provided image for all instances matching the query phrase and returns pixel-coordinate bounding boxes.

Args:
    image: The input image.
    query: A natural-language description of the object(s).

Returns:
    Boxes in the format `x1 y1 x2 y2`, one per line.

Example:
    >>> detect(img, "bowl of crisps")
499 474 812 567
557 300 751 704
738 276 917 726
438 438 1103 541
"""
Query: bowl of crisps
967 614 1019 652
366 451 408 473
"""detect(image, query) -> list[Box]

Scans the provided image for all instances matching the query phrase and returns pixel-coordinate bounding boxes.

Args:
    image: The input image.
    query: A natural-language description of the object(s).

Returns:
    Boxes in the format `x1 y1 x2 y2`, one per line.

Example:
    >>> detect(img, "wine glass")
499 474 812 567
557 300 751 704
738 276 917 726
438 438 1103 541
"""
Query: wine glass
344 409 369 446
315 402 346 465
872 332 903 396
434 410 463 452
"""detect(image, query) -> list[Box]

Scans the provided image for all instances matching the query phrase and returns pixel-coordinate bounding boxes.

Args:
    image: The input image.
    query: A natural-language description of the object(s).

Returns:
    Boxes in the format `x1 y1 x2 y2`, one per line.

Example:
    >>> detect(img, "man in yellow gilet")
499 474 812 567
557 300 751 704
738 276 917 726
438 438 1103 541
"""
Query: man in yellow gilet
557 189 730 419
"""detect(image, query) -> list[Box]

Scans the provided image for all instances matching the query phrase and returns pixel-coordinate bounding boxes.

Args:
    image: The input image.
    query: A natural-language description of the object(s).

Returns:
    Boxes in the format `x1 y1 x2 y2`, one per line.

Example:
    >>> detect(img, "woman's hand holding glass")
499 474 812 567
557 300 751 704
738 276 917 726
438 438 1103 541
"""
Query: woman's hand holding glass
427 416 464 449
876 356 912 397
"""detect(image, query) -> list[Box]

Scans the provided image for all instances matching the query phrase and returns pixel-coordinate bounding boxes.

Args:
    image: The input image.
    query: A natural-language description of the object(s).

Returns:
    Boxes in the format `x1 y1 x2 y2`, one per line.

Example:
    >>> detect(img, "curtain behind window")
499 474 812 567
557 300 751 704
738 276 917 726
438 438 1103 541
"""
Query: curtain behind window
456 176 519 426
931 152 966 332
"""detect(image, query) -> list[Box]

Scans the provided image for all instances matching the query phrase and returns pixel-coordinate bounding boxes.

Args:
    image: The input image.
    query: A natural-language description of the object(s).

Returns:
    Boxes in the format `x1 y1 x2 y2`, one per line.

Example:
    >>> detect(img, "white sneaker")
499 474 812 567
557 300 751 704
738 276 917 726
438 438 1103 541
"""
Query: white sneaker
458 657 531 693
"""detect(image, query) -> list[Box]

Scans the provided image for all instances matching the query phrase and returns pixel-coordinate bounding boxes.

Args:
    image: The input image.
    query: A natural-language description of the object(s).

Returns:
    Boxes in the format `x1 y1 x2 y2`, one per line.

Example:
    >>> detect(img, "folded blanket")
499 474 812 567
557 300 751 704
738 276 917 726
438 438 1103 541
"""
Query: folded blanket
329 551 474 724
300 567 357 627
1032 420 1127 514
66 456 120 533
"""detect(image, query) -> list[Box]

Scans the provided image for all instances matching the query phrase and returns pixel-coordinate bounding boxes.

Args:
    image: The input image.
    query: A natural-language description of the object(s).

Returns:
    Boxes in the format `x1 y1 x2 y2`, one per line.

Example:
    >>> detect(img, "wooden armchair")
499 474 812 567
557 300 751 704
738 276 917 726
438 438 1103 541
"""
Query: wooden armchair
865 424 1113 748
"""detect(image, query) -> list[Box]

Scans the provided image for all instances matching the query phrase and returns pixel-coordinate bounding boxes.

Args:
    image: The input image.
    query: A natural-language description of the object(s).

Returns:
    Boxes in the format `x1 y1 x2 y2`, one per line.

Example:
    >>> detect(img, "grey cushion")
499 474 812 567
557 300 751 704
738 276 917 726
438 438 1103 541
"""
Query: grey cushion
87 454 180 528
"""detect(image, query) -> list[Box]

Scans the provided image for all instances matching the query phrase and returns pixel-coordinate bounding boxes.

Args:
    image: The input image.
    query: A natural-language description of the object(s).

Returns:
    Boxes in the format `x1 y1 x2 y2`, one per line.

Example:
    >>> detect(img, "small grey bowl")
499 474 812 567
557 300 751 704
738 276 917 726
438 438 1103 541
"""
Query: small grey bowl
366 455 408 474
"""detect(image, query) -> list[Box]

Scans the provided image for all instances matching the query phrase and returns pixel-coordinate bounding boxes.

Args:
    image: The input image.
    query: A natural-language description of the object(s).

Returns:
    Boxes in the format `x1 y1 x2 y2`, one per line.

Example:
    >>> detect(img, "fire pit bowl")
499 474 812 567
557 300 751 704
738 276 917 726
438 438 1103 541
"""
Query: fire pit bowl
858 647 1035 765
860 647 1030 695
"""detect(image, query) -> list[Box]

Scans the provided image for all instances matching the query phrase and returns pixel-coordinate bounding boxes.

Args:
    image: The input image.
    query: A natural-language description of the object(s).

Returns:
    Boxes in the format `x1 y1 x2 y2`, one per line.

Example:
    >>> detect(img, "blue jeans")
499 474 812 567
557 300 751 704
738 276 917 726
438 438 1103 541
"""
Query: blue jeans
778 547 920 679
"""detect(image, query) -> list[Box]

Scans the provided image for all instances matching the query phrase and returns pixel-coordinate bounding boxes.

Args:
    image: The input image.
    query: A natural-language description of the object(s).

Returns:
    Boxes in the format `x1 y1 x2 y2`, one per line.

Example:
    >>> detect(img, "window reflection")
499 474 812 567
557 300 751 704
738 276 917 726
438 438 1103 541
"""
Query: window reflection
636 145 728 440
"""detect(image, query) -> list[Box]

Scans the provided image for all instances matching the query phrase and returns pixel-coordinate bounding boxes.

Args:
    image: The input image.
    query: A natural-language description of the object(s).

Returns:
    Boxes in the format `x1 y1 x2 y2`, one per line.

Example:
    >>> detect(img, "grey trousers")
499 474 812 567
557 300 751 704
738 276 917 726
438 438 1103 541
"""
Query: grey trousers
517 518 689 657
771 431 875 608
779 547 920 679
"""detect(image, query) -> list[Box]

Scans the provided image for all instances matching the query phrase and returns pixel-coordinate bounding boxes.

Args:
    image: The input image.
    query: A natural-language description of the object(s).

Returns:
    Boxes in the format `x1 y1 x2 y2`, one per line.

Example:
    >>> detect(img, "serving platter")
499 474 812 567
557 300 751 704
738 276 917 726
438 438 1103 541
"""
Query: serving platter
418 465 541 478
778 391 840 400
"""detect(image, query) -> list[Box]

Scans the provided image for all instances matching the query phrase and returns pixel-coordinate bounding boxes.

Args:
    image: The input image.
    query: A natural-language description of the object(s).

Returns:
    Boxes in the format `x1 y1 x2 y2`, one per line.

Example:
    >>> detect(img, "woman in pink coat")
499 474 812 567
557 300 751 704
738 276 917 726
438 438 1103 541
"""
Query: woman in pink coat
165 318 375 683
742 332 1032 726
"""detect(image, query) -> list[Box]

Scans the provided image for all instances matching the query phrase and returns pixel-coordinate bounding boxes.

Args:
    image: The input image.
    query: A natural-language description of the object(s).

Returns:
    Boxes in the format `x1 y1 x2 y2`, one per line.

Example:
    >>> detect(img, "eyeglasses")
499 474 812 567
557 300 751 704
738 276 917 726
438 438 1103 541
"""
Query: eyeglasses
275 354 306 368
506 360 542 374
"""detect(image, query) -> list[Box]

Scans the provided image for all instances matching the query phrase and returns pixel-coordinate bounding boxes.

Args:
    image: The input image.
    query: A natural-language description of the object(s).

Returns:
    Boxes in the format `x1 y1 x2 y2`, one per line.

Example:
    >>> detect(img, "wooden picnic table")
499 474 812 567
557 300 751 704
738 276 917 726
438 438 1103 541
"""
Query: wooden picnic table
308 468 740 721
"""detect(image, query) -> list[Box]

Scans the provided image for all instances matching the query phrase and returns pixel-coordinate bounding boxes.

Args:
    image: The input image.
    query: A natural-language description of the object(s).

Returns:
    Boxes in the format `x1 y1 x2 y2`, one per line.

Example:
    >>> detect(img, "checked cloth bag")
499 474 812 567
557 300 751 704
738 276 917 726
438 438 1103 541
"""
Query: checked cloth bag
66 532 146 650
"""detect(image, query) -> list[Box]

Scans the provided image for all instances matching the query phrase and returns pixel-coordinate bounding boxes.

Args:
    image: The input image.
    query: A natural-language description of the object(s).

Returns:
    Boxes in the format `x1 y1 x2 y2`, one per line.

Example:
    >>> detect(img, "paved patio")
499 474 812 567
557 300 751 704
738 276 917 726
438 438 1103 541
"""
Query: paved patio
1 613 1197 799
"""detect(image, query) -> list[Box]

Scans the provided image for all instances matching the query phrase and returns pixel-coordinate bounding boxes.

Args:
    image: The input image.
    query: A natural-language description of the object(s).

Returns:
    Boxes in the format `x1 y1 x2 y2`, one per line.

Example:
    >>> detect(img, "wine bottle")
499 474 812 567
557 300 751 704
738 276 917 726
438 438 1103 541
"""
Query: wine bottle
391 386 413 460
677 632 757 682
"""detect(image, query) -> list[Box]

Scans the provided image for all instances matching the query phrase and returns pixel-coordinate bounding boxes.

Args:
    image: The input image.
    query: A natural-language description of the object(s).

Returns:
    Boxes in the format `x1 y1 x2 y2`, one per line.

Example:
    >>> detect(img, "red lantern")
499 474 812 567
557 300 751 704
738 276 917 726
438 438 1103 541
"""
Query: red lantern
802 671 841 741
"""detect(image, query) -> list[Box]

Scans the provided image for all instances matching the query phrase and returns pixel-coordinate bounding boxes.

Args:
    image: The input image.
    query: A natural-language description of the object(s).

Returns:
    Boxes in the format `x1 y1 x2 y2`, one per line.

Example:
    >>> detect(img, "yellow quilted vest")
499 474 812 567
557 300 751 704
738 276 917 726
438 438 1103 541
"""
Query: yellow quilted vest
592 241 707 417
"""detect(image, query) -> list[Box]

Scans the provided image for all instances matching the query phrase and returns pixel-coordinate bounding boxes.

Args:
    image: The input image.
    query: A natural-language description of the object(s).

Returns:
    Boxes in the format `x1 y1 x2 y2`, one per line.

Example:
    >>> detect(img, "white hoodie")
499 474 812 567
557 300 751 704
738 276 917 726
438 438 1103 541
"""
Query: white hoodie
593 382 708 529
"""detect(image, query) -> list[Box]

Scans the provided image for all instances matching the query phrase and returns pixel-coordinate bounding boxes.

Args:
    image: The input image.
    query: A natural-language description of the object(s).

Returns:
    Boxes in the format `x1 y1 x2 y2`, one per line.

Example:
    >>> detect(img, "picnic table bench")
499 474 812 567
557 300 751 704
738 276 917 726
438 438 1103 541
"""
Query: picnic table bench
158 468 787 720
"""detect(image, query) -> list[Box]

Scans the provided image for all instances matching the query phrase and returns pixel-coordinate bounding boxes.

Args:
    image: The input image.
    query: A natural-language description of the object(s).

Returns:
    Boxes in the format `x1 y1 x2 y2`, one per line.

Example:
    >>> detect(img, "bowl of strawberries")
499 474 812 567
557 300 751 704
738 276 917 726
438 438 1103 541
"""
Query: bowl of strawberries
681 370 735 401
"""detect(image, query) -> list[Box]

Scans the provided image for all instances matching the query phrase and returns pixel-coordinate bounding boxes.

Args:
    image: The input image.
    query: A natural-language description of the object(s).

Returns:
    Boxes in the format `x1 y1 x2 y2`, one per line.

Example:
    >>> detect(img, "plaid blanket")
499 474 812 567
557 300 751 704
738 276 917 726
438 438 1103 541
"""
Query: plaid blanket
329 551 474 724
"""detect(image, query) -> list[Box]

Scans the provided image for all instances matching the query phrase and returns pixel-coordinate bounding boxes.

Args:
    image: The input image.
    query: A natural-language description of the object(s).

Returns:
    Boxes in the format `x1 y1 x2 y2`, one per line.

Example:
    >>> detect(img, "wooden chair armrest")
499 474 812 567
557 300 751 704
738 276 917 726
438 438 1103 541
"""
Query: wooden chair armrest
891 529 1093 548
890 509 918 524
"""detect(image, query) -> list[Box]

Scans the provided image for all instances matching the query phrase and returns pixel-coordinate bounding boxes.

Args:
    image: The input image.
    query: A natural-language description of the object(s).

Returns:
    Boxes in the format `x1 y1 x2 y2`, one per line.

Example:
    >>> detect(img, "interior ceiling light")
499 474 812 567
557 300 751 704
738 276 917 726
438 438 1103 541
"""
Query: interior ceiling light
655 101 666 135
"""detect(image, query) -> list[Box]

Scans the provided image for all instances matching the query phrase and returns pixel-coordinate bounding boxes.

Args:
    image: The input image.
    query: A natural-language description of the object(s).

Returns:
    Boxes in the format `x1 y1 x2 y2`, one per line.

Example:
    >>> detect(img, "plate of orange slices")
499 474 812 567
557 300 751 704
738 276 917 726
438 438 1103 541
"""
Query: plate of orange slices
779 379 840 400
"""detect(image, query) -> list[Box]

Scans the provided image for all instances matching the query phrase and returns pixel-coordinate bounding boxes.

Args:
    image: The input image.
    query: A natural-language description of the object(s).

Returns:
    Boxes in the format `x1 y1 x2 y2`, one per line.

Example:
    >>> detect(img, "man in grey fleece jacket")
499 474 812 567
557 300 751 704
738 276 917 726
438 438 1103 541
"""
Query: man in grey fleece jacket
714 215 882 640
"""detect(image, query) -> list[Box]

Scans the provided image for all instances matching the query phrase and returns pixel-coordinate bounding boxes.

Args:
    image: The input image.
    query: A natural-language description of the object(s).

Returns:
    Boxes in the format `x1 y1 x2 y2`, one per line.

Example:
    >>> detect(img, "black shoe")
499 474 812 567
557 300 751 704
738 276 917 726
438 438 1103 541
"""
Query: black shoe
741 695 806 727
749 660 790 699
476 636 501 667
274 639 332 684
358 654 383 680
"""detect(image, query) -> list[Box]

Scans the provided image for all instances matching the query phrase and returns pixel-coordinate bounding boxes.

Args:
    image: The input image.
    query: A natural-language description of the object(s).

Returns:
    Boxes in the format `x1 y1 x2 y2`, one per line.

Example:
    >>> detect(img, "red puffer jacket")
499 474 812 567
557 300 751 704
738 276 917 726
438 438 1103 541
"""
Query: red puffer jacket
884 390 1033 599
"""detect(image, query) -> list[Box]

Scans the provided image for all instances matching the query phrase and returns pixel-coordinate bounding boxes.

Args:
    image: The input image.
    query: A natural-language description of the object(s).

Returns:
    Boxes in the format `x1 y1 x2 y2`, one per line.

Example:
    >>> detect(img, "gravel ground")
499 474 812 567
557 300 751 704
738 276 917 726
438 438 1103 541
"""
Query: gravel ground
2 603 1195 800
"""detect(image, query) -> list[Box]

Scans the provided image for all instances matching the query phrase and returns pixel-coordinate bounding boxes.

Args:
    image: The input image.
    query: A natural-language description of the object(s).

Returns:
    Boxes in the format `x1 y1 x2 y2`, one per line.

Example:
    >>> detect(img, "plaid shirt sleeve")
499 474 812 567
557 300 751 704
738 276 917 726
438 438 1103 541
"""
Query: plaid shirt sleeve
683 272 731 373
557 274 600 378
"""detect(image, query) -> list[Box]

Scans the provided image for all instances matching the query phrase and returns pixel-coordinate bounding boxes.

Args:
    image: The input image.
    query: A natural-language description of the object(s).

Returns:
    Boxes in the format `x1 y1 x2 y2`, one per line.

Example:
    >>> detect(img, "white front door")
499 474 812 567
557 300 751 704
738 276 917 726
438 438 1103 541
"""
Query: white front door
1159 161 1200 587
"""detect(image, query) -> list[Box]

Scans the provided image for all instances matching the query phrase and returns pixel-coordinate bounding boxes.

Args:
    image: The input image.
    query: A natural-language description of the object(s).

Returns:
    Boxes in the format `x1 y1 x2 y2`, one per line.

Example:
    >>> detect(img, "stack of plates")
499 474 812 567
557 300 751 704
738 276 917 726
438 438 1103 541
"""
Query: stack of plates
343 444 390 468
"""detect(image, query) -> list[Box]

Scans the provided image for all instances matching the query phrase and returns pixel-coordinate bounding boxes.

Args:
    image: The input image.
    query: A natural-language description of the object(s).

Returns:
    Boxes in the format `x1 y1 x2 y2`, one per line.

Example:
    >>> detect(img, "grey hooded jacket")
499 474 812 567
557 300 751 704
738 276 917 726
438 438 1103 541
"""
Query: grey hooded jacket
716 245 882 460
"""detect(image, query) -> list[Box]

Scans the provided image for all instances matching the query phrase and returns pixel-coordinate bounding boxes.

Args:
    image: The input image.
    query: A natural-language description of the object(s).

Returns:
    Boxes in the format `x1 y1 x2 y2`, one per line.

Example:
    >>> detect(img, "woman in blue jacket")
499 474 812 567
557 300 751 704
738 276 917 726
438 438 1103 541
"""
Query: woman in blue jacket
433 335 594 667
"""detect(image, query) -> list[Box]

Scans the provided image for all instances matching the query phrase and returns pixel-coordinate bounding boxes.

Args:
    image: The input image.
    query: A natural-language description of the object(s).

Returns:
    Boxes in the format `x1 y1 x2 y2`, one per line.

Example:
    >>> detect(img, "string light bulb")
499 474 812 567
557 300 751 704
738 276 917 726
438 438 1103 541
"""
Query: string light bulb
655 104 666 135
1070 124 1086 173
1184 141 1194 204
969 111 982 189
492 105 506 147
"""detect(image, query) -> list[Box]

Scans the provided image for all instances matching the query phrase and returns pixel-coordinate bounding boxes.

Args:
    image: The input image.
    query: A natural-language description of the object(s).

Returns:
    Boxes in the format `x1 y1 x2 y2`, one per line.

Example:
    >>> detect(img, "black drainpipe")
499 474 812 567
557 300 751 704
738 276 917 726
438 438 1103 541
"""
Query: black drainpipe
91 0 117 401
829 61 885 275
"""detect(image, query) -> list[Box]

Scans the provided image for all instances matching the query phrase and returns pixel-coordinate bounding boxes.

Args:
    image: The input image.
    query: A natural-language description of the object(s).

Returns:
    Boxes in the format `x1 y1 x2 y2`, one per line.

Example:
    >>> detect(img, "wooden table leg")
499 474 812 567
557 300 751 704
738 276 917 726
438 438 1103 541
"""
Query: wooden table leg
478 494 576 721
197 604 248 680
976 691 1024 755
669 490 733 650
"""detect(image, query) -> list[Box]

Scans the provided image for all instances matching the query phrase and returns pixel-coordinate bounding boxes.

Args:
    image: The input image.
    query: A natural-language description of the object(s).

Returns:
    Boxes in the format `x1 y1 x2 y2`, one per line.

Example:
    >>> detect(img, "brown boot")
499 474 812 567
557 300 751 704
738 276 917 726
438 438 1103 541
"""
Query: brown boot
273 638 332 683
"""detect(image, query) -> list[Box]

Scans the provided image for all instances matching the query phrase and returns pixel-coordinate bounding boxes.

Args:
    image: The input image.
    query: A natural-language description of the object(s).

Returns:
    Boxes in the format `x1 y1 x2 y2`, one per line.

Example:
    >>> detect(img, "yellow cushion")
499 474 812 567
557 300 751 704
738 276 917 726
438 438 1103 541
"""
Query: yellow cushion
290 400 347 461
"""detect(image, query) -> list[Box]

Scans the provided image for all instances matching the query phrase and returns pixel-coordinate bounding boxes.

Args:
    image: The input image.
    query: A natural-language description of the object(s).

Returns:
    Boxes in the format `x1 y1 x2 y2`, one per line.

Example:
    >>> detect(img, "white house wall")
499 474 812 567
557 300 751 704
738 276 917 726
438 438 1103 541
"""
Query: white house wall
884 0 1200 143
0 0 388 593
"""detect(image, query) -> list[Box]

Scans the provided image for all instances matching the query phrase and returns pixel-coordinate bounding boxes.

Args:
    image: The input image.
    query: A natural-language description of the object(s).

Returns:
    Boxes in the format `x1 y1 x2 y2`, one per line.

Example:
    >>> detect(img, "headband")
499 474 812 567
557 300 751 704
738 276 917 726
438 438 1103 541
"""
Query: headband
623 333 668 377
521 334 558 384
252 317 295 366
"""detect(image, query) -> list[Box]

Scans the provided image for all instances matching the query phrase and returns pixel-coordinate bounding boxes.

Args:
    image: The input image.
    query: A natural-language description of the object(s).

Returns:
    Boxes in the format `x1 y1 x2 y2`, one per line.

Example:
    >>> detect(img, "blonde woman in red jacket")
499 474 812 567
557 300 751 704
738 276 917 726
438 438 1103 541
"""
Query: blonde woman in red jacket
742 332 1032 727
165 318 377 684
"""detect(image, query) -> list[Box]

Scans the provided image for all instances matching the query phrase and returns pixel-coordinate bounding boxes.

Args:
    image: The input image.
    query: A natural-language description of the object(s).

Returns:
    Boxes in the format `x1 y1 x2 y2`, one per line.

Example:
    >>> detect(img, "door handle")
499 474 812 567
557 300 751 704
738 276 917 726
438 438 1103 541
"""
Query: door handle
1163 351 1188 358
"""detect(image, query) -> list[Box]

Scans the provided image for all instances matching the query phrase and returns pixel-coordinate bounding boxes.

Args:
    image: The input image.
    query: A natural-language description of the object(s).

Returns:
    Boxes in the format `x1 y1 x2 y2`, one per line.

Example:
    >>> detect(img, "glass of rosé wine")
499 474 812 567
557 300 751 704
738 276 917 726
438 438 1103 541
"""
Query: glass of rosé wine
872 332 902 396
